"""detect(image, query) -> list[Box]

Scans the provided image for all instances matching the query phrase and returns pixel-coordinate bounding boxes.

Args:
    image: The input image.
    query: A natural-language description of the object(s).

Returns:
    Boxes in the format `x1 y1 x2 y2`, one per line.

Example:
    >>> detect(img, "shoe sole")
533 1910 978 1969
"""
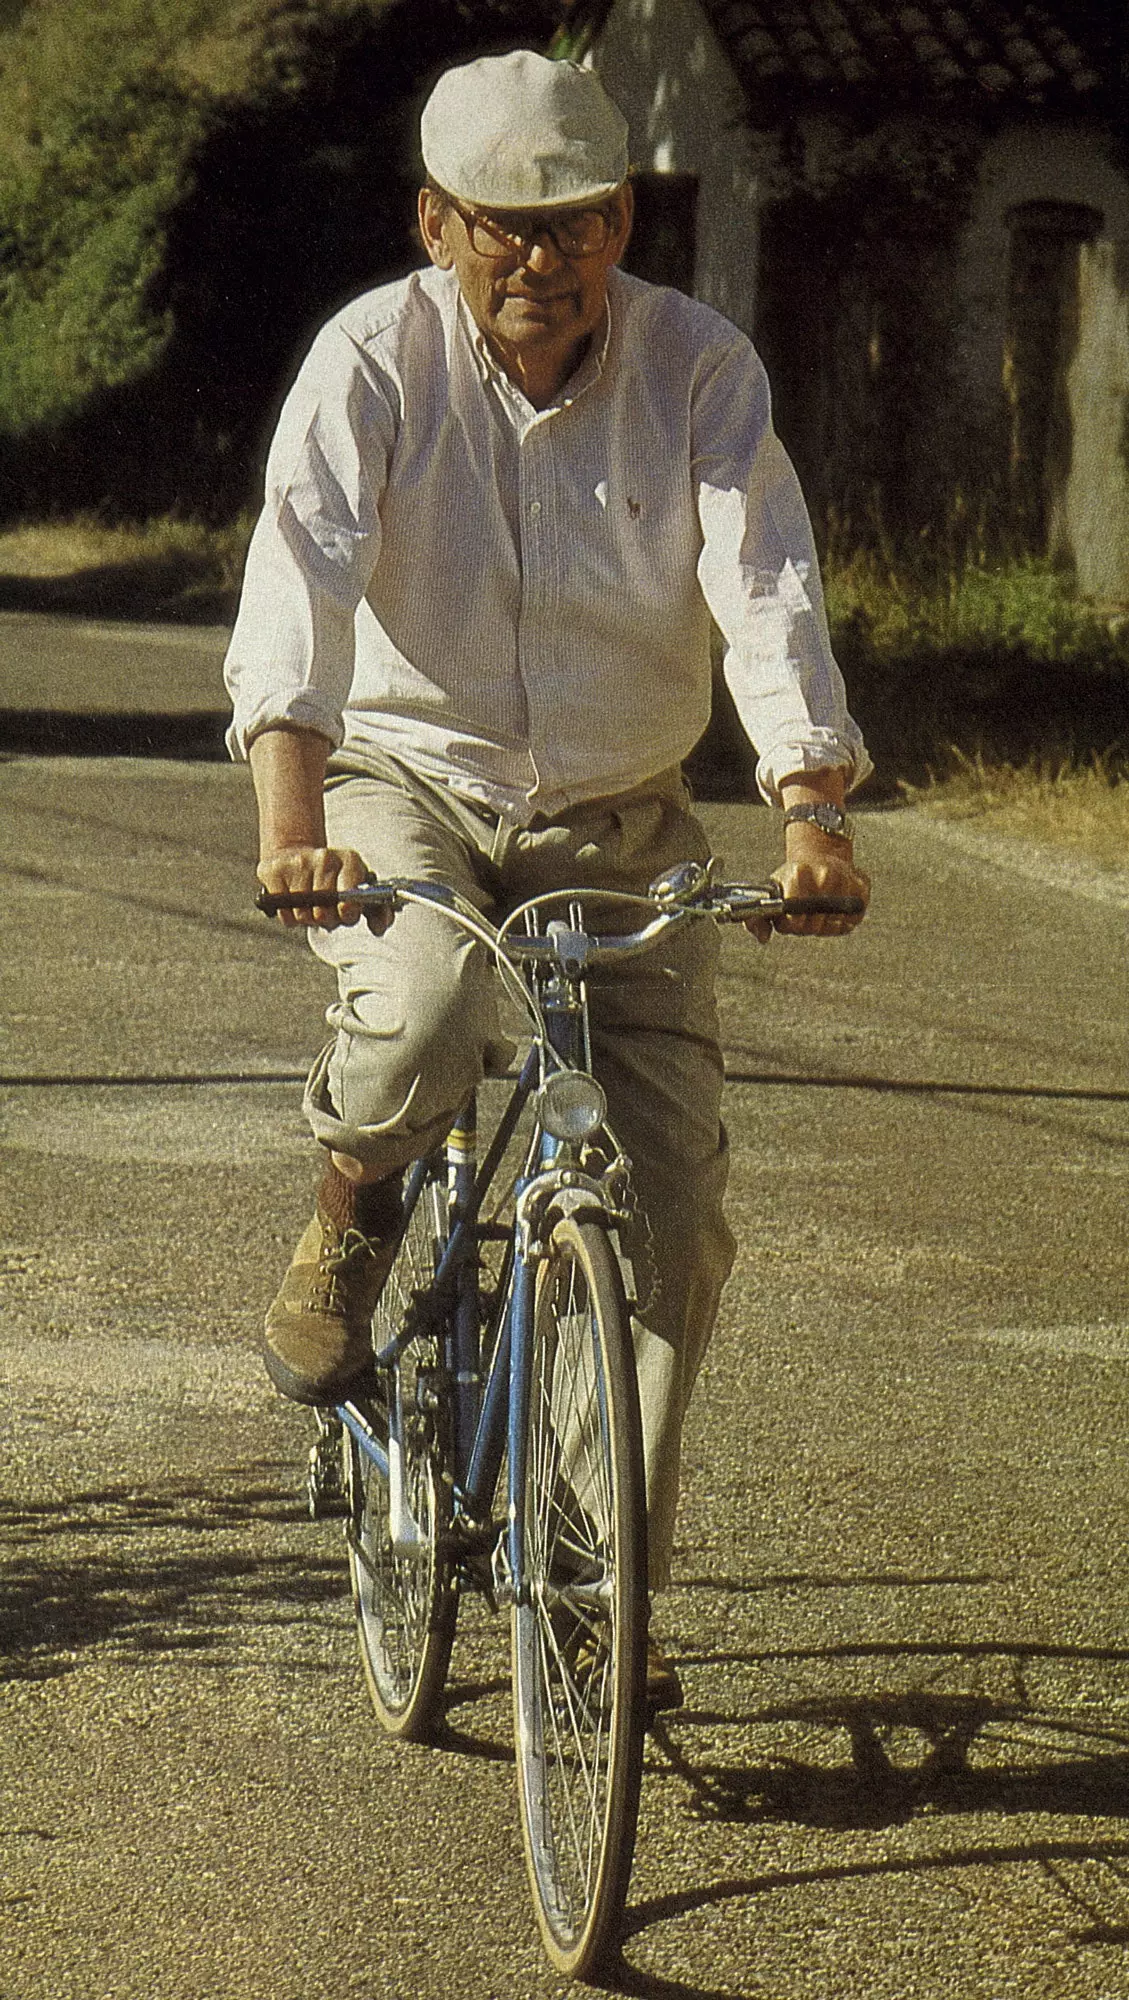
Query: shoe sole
262 1340 374 1408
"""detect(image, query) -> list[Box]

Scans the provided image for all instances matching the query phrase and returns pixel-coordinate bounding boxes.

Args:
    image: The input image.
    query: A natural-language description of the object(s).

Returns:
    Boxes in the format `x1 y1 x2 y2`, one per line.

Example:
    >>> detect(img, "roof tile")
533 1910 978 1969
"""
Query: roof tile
699 0 1115 107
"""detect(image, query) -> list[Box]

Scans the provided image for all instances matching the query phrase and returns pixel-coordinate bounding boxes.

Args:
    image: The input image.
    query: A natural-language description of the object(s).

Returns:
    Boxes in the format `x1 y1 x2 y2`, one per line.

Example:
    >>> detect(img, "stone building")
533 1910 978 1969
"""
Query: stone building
561 0 1129 605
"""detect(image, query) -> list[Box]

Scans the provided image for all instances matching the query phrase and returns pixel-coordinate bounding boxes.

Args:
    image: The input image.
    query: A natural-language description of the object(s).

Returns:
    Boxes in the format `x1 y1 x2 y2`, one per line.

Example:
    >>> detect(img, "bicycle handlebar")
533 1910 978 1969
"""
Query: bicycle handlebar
256 868 865 1076
255 876 865 947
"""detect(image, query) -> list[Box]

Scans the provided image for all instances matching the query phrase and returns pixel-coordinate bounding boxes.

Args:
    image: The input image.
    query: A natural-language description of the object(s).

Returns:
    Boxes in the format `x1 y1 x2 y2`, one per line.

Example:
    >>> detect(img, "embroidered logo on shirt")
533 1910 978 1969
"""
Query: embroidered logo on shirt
594 482 642 519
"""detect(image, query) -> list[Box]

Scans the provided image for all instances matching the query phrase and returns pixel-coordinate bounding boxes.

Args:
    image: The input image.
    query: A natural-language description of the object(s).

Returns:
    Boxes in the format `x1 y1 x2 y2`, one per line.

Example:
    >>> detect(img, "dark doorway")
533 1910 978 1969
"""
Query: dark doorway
1004 198 1103 553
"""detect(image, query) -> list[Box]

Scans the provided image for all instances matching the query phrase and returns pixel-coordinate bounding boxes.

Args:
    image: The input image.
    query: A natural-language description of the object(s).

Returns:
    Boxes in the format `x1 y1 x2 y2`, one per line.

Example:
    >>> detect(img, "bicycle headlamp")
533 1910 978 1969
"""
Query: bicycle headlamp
536 1070 607 1142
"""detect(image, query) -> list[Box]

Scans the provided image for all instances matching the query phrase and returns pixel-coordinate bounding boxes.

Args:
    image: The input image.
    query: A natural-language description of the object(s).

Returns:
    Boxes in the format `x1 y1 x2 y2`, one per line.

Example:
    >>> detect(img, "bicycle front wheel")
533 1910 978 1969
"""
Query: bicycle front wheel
347 1159 457 1741
511 1212 647 1978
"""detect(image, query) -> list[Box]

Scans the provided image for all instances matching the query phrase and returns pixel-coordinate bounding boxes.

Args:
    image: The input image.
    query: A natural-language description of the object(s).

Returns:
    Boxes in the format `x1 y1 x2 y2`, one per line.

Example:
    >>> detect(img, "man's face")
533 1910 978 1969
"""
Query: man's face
419 185 633 377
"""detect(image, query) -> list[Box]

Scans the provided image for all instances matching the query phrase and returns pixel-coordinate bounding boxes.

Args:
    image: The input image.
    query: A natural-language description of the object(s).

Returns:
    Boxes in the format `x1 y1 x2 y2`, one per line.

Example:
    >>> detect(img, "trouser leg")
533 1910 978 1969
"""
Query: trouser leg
302 766 513 1172
590 1020 736 1588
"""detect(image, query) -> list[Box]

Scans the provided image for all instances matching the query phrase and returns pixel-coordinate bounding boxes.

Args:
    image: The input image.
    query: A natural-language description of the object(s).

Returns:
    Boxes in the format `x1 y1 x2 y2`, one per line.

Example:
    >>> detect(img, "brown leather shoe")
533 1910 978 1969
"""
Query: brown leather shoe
263 1170 400 1405
646 1640 684 1713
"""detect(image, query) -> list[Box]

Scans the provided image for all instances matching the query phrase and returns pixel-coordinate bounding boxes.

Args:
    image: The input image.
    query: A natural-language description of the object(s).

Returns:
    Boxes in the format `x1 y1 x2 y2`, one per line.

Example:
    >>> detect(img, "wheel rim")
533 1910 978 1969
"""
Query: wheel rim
513 1225 643 1962
348 1171 453 1726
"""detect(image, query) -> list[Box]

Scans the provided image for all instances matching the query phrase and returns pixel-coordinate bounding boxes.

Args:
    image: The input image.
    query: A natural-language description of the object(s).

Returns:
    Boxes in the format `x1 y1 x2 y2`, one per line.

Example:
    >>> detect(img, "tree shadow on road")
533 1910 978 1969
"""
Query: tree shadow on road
607 1588 1129 1999
0 1469 348 1681
0 558 236 626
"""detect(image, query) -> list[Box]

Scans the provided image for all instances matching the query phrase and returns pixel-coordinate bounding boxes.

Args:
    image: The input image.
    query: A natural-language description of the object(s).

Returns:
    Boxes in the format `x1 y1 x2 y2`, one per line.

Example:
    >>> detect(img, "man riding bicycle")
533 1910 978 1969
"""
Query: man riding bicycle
225 49 871 1698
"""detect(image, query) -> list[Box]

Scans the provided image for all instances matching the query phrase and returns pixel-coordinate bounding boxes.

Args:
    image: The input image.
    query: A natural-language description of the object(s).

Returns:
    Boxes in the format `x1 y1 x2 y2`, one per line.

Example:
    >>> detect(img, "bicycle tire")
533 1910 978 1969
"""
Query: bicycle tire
511 1211 647 1978
347 1159 457 1741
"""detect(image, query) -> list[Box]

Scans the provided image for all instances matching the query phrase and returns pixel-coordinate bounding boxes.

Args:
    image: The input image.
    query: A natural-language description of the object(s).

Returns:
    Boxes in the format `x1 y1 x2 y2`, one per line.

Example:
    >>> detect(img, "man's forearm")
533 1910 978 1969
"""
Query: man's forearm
249 725 333 859
249 725 371 936
778 767 847 812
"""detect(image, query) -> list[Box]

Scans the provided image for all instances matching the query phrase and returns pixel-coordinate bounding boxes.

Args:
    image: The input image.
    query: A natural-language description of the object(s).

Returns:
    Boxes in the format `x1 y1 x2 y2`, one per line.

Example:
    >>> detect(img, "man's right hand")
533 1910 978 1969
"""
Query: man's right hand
256 845 382 931
249 727 393 933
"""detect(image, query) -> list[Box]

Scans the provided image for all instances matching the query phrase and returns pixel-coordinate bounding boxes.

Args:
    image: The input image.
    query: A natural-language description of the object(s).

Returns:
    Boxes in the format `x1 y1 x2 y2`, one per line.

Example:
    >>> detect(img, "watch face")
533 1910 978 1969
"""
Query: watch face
786 803 851 837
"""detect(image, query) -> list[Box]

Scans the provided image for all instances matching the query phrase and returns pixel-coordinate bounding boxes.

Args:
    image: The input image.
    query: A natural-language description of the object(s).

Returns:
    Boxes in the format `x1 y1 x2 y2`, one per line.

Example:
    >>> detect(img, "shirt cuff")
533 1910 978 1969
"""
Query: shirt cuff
754 732 874 806
226 690 346 763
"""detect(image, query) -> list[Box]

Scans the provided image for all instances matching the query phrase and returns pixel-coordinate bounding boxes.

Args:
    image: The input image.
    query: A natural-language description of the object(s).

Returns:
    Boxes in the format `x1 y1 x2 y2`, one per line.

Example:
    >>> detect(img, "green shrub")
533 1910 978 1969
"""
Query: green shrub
826 550 1117 660
0 7 220 432
0 0 559 515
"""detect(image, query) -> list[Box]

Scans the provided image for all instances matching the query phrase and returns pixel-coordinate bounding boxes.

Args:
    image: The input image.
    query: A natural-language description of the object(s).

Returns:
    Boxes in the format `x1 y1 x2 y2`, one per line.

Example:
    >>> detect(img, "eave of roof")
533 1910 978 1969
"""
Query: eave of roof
694 2 1119 115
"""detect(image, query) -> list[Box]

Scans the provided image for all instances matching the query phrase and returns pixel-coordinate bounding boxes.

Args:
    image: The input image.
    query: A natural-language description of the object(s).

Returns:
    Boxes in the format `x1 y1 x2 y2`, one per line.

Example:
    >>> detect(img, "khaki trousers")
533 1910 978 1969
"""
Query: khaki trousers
304 751 737 1587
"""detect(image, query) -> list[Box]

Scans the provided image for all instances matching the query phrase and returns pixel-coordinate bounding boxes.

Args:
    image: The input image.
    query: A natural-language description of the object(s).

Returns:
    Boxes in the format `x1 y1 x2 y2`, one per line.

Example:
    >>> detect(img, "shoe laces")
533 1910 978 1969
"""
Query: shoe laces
326 1225 390 1270
312 1224 387 1316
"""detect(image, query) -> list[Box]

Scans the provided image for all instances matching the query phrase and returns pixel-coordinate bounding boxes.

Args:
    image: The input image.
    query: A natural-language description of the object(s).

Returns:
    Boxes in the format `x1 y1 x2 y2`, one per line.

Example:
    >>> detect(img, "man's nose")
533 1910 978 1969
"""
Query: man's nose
523 233 565 273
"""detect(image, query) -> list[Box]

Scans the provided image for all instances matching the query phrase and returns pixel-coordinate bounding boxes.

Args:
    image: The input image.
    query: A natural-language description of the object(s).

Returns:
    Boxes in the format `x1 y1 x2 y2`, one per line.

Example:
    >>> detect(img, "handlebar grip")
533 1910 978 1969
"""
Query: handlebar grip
778 894 866 918
255 884 398 934
255 885 398 914
256 888 328 915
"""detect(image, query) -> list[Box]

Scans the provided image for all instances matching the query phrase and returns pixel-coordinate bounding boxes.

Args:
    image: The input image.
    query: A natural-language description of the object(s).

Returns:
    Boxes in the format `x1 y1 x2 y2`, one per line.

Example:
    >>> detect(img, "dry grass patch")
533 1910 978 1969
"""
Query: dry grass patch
0 513 251 586
906 753 1129 873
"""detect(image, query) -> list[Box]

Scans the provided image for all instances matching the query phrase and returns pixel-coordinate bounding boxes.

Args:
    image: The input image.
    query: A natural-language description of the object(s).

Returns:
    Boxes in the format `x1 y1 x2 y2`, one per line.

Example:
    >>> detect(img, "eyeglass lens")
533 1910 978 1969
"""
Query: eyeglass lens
468 208 610 258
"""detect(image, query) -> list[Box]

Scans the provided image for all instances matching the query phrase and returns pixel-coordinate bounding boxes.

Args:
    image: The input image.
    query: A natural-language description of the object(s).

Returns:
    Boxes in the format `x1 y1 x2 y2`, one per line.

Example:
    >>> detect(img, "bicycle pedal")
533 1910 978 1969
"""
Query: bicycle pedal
305 1425 348 1519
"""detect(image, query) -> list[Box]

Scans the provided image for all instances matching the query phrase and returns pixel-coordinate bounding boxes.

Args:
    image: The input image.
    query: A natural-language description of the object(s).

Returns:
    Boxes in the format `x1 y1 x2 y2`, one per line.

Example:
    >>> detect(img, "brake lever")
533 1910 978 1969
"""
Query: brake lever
711 888 866 923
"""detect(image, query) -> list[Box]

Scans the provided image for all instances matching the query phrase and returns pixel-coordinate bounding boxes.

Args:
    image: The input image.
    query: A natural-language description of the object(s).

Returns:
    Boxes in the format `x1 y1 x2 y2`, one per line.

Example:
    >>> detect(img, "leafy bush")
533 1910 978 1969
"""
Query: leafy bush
0 6 216 433
0 0 558 517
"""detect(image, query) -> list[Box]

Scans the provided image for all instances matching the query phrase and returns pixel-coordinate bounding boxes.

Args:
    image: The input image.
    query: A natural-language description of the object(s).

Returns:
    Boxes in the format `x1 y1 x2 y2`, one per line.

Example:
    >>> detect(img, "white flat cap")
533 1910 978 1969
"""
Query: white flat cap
421 49 629 209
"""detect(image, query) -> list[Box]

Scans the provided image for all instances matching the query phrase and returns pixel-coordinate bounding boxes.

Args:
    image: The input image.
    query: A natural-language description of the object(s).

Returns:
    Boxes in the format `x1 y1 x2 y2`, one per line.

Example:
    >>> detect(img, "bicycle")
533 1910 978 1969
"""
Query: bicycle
257 860 863 1978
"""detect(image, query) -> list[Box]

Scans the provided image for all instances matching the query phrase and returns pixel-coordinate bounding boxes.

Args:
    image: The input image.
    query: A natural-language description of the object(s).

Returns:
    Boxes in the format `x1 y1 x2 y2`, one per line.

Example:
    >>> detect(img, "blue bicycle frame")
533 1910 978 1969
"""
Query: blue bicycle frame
336 964 588 1606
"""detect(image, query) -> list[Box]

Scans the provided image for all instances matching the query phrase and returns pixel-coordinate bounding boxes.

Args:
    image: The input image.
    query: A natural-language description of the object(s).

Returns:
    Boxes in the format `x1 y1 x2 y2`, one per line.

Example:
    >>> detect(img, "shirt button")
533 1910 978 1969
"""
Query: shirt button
529 500 542 519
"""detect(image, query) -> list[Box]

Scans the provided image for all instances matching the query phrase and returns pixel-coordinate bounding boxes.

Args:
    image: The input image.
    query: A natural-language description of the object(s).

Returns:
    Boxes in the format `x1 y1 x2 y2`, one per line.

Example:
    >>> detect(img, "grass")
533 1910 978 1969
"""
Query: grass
825 551 1129 838
0 513 247 581
904 752 1129 873
822 550 1129 869
0 512 252 619
823 547 1115 659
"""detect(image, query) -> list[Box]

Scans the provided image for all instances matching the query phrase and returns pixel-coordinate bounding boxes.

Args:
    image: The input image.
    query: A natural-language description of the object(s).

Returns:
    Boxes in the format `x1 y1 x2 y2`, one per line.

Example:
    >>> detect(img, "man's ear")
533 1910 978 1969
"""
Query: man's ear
609 182 634 266
418 187 455 270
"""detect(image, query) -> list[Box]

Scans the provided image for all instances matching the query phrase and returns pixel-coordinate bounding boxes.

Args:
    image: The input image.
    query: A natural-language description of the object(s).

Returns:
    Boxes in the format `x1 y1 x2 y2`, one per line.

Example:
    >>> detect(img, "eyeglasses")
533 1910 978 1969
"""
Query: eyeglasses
451 200 615 261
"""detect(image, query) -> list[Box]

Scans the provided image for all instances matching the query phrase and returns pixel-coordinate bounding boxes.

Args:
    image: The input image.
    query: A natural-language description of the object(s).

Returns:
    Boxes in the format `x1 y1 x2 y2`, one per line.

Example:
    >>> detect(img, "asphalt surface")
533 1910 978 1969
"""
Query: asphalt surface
0 607 231 755
3 726 1129 1998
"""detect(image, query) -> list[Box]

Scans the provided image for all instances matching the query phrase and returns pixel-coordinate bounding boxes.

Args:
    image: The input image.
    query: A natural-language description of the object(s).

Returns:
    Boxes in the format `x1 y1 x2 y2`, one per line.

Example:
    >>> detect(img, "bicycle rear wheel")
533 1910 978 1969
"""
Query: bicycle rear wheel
346 1159 457 1741
511 1211 647 1978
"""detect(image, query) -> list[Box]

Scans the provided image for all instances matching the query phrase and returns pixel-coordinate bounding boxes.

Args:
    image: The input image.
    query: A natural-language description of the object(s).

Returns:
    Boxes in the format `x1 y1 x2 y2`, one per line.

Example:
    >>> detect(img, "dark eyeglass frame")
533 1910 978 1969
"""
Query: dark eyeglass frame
450 198 616 261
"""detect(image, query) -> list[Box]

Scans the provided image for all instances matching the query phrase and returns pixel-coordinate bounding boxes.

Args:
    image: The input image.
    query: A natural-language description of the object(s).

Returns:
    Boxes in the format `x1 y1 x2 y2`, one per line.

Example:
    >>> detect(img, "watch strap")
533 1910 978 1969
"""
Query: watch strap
782 802 853 840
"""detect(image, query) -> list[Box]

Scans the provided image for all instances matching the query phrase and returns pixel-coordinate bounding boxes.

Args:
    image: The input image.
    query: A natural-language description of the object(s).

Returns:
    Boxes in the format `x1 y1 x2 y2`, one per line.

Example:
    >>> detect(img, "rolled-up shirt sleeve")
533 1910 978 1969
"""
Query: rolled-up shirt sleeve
692 334 871 805
224 325 395 759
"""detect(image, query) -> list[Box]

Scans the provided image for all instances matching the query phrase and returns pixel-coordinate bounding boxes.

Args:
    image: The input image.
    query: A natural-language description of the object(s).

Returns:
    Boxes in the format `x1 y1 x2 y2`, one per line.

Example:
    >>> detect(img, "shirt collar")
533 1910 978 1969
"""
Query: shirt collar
457 291 611 419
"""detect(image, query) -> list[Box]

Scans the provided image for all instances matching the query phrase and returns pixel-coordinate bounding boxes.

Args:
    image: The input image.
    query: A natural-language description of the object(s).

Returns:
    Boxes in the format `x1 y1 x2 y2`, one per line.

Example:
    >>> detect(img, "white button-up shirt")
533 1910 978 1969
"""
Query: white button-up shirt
224 264 870 817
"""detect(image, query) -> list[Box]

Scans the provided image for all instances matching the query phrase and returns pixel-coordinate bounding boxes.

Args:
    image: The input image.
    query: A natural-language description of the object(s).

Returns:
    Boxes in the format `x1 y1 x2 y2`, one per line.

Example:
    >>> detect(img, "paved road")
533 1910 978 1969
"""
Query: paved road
0 610 230 715
3 755 1129 2000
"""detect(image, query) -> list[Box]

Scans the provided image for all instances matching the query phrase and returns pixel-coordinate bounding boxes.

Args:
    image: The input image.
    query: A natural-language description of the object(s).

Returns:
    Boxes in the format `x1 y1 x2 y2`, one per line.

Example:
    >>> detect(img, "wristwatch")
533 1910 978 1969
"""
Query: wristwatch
782 802 854 840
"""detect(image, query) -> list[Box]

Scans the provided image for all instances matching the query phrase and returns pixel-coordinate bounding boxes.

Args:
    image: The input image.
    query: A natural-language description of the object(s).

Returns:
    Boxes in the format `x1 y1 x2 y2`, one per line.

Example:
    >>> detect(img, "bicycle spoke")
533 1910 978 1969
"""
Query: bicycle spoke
347 1159 456 1740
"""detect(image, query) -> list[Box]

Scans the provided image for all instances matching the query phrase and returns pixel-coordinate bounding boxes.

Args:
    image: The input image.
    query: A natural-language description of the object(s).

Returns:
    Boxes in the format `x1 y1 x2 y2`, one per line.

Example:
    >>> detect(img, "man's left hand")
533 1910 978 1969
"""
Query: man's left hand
744 822 871 943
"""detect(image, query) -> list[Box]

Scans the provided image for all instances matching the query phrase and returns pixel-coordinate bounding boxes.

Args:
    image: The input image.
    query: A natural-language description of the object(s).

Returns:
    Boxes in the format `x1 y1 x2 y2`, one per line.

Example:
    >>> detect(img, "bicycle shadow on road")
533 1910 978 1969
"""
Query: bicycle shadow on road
649 1682 1129 1839
0 1469 346 1681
